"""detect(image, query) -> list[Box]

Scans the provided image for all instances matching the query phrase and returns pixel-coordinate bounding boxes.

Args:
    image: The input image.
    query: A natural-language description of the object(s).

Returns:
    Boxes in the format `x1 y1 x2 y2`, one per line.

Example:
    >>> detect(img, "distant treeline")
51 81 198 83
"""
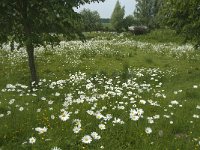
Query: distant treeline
101 18 110 24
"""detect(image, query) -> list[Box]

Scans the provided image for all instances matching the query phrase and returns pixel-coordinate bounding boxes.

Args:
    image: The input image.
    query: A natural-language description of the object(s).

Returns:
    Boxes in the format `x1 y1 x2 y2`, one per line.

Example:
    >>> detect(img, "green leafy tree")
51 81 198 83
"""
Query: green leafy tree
159 0 200 48
134 0 162 28
123 15 137 31
80 9 102 32
0 0 104 86
110 0 125 32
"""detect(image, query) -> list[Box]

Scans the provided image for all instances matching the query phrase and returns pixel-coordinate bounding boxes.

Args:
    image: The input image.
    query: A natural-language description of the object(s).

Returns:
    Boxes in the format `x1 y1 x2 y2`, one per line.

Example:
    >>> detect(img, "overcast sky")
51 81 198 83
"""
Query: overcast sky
76 0 136 18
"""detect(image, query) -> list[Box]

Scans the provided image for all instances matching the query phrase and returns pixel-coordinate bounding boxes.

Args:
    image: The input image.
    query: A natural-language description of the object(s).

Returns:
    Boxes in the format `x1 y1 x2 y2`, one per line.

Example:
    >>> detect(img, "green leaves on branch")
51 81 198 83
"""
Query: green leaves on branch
0 0 105 46
160 0 200 48
0 0 105 85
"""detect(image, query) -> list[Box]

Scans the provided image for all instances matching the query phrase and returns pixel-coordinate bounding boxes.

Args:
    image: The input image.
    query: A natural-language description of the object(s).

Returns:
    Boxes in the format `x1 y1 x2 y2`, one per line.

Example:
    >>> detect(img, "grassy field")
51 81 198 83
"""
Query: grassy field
1 30 200 150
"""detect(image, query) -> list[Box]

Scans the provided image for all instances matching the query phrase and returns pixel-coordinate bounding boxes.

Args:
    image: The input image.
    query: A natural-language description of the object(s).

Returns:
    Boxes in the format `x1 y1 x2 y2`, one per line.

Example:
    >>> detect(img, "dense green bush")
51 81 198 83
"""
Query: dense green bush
160 0 200 48
80 9 102 32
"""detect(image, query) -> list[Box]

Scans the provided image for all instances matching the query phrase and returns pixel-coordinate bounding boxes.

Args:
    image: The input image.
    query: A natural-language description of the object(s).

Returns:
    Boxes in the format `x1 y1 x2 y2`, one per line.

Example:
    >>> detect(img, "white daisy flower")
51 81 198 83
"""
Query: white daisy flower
29 137 36 144
35 127 48 134
19 107 24 111
145 127 152 134
193 85 198 89
81 135 92 144
171 100 179 105
139 100 146 105
51 147 62 150
55 92 60 96
98 124 106 130
91 132 101 140
196 105 200 109
73 126 81 134
59 111 70 121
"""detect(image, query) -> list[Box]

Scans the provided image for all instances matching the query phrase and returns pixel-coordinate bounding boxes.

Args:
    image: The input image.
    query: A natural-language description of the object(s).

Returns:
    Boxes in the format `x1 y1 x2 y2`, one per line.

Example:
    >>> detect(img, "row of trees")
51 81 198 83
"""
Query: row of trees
110 0 162 32
79 7 135 32
79 0 161 32
110 0 200 48
78 1 136 32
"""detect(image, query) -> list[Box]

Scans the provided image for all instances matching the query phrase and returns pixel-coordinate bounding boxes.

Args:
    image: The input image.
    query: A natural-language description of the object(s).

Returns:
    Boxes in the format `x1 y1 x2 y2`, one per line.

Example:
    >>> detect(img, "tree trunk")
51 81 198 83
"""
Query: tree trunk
10 40 14 52
26 42 38 87
21 0 38 87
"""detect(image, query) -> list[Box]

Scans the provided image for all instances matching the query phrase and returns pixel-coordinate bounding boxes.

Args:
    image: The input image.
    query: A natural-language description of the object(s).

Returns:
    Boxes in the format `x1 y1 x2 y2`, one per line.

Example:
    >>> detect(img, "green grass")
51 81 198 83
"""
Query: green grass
128 29 185 44
1 30 200 150
84 29 185 44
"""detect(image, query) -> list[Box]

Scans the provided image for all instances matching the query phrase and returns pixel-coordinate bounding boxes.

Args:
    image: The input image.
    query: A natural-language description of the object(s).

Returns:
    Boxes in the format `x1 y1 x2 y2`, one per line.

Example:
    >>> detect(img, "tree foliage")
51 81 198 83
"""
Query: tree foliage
80 9 102 32
159 0 200 48
123 15 136 31
134 0 162 28
110 0 125 32
0 0 105 86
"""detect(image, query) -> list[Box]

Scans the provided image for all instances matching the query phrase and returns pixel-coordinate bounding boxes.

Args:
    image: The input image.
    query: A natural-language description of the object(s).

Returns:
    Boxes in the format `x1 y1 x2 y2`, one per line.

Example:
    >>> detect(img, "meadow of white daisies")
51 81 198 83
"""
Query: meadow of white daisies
1 31 200 150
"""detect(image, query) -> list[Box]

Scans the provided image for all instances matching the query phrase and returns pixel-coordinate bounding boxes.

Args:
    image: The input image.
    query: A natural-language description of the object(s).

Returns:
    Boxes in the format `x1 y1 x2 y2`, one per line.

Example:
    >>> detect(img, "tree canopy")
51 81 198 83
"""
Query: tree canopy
134 0 162 28
0 0 105 86
160 0 200 48
0 0 105 45
110 0 125 32
80 9 102 32
123 15 136 31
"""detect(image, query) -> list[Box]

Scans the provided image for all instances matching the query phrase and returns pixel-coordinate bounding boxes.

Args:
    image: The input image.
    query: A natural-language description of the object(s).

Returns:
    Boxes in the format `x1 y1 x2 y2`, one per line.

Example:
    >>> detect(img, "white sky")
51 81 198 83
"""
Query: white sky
76 0 136 18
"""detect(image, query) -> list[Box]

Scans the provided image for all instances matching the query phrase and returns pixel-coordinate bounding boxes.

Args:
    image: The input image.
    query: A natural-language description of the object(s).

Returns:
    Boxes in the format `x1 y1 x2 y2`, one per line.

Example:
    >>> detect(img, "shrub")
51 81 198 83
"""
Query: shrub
128 26 149 35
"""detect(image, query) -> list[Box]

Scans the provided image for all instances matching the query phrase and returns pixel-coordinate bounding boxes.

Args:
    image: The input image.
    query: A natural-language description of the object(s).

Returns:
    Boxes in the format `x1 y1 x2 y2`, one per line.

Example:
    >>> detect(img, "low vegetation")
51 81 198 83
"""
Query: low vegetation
1 30 200 149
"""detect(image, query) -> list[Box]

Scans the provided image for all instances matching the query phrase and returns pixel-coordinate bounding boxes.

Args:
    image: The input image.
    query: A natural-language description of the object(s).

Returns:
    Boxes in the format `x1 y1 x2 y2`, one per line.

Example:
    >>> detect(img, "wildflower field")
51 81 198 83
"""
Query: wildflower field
1 30 200 150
